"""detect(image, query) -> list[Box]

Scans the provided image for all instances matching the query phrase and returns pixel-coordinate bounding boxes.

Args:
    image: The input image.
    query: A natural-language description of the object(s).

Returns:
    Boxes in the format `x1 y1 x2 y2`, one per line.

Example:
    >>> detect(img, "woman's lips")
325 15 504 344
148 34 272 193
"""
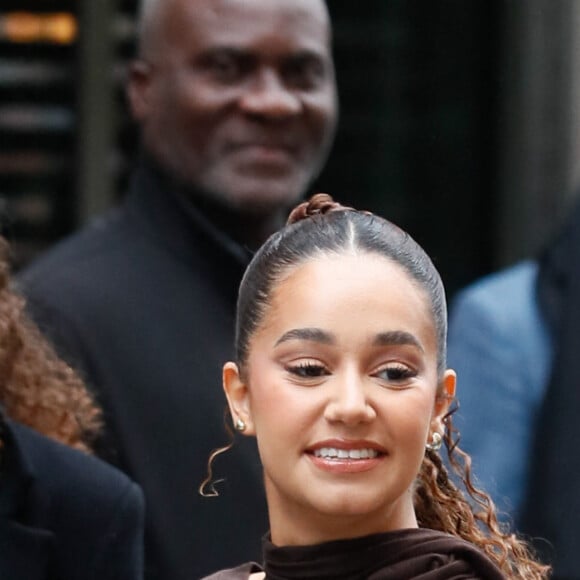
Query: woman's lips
305 440 386 473
313 447 379 459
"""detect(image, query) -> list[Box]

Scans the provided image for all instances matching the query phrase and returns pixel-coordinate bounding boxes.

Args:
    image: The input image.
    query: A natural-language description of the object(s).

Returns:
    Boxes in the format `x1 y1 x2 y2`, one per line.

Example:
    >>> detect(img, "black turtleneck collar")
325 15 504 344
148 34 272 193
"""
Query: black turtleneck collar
260 528 504 580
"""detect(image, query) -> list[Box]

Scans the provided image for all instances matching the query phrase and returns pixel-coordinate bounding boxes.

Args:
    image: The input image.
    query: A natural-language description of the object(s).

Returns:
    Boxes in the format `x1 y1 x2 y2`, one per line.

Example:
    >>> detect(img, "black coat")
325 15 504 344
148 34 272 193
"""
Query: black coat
18 161 268 580
0 416 144 580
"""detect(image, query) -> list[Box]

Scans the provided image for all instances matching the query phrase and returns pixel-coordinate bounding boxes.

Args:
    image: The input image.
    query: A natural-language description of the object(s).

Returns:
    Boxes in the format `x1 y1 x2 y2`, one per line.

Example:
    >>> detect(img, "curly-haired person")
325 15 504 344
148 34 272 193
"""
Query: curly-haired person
202 194 549 580
0 237 144 580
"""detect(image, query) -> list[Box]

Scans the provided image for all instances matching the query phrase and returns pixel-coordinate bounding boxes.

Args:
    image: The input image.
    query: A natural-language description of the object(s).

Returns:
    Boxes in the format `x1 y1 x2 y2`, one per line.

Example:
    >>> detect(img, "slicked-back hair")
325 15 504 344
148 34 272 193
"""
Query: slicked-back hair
235 208 448 376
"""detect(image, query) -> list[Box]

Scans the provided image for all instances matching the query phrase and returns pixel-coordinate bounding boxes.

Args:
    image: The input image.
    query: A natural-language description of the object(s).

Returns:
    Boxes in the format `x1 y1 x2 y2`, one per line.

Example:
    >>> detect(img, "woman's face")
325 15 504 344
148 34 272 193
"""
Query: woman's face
224 251 455 545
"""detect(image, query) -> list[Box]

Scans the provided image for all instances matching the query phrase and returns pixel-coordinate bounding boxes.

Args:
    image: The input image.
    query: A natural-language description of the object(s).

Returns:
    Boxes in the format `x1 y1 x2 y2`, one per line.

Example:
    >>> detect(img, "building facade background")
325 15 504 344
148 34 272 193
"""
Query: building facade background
1 0 579 296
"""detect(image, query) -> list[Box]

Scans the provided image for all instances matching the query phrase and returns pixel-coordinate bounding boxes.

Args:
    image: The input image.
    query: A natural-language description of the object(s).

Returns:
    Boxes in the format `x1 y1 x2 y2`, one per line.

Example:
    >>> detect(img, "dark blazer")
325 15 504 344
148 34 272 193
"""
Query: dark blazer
0 416 144 580
18 160 268 580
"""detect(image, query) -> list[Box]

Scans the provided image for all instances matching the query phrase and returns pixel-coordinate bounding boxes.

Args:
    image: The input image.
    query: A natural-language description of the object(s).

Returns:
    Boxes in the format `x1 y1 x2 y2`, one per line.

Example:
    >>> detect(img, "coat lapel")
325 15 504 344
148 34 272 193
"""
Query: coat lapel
0 414 54 579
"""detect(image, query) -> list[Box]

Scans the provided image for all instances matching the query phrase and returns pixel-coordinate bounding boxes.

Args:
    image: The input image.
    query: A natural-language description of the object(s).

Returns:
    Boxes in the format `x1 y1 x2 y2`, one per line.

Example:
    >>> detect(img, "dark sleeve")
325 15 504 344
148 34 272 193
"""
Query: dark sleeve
9 420 146 580
90 481 145 580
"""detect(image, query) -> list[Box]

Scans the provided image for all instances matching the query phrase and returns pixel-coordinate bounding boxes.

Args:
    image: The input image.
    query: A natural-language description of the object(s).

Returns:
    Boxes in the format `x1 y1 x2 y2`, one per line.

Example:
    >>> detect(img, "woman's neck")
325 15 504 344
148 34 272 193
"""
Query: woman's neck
267 503 418 547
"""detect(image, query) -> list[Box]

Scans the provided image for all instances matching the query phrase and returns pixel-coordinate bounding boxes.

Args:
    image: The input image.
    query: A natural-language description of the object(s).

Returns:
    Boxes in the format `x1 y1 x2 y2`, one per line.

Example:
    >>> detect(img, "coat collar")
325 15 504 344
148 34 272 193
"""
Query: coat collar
0 412 55 578
124 156 252 270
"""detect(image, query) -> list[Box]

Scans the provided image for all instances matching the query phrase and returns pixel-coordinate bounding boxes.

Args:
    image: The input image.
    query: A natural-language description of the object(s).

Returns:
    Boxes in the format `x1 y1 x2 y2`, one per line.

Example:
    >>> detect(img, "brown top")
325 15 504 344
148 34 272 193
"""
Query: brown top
201 528 505 579
202 562 261 580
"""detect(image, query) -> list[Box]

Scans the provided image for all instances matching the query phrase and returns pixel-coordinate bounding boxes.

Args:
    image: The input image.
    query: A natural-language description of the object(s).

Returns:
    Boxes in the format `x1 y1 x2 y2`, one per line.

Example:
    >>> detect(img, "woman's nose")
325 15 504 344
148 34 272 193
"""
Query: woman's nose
323 372 376 426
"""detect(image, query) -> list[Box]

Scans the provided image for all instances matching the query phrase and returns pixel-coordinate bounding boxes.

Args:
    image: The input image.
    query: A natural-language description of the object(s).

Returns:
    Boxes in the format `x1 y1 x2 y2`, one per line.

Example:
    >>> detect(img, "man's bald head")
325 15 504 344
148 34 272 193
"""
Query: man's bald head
128 0 337 214
136 0 331 60
135 0 165 59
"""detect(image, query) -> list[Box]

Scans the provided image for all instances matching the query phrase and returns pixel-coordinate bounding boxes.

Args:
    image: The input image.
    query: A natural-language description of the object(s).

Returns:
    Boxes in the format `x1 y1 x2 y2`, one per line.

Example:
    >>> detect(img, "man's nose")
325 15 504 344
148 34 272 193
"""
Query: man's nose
239 69 301 119
323 372 376 426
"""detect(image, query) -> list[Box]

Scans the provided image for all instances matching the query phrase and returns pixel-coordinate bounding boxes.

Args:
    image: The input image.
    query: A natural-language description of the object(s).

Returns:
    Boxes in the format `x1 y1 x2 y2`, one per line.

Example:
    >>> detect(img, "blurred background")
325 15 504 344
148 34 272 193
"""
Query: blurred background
1 0 580 297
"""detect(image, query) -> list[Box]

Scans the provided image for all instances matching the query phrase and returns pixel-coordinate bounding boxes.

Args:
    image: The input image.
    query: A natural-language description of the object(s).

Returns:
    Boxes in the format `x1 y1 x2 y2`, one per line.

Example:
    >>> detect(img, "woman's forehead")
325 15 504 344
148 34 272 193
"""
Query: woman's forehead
259 252 436 342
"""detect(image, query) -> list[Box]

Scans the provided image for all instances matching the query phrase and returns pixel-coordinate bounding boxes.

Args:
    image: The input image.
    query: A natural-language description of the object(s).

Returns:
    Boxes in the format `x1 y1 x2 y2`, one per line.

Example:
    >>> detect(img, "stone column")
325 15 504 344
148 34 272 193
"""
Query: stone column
76 0 118 223
495 0 580 266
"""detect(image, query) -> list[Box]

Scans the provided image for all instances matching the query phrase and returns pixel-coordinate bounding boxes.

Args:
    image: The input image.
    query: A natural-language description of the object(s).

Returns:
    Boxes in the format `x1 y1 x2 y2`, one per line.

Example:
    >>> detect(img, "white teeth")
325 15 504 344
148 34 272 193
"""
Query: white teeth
313 447 379 459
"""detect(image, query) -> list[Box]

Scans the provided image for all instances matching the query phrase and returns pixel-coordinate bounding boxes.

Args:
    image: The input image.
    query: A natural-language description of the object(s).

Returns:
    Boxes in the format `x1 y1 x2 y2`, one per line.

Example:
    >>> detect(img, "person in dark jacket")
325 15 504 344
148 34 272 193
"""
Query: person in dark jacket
0 237 144 580
447 197 580 577
17 0 338 578
0 413 144 580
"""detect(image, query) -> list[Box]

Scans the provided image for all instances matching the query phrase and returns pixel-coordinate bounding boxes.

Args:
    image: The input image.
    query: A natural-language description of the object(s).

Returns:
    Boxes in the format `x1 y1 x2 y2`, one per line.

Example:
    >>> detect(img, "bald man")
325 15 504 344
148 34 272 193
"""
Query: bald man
18 0 338 578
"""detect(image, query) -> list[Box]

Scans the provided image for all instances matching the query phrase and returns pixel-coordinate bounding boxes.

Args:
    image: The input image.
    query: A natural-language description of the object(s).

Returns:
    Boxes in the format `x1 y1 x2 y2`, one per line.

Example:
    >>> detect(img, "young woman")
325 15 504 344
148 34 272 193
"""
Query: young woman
202 194 548 579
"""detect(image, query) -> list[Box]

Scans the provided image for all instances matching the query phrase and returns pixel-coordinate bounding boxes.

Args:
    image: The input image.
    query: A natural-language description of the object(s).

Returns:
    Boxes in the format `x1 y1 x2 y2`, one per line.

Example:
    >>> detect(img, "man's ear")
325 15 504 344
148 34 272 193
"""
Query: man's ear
431 369 456 434
223 362 255 436
126 60 153 122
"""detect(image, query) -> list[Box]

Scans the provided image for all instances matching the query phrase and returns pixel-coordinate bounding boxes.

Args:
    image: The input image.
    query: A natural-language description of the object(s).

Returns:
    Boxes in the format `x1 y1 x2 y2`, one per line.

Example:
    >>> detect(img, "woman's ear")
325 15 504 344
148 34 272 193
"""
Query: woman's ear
430 369 456 434
223 362 255 436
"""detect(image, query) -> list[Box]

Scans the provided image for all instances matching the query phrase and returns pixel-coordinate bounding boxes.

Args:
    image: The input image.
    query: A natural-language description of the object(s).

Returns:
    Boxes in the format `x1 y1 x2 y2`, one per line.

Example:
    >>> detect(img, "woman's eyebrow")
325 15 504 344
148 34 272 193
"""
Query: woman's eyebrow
373 330 424 352
274 327 334 347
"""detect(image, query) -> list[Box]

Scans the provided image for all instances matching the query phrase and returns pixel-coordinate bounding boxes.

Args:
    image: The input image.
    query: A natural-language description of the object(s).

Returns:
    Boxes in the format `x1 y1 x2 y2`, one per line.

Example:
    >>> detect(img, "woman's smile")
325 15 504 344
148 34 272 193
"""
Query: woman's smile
305 438 386 473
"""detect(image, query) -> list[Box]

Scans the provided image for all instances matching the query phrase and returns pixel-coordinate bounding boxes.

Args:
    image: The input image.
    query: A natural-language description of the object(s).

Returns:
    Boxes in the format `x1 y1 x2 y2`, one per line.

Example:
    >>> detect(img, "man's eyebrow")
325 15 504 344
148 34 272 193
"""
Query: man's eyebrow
373 330 424 352
196 46 250 59
274 327 334 346
285 49 327 62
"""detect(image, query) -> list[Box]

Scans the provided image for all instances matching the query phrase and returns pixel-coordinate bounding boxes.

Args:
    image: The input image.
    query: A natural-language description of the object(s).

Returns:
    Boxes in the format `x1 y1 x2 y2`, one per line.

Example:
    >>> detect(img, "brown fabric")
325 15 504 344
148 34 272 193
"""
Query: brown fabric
203 529 505 579
201 562 261 580
264 528 504 579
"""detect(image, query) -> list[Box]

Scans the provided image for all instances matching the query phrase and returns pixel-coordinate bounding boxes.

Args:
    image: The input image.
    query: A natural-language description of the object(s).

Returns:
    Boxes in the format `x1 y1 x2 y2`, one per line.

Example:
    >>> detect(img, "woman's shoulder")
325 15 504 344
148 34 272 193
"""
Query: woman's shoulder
201 562 263 580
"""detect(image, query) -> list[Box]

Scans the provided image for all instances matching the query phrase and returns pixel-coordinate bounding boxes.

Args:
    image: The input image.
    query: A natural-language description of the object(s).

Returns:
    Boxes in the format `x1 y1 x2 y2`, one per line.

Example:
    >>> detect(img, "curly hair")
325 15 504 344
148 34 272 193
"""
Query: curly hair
0 238 100 452
415 410 550 579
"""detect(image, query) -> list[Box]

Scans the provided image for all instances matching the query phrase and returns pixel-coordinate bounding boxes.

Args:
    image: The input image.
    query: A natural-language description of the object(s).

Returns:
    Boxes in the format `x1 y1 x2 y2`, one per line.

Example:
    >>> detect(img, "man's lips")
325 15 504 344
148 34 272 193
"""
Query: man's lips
231 137 297 149
229 140 298 156
228 144 297 171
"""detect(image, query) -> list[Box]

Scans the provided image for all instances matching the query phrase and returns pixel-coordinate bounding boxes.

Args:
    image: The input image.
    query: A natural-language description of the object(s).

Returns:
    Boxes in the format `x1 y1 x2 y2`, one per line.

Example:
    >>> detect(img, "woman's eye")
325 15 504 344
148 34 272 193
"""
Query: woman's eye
374 364 415 383
286 362 328 379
